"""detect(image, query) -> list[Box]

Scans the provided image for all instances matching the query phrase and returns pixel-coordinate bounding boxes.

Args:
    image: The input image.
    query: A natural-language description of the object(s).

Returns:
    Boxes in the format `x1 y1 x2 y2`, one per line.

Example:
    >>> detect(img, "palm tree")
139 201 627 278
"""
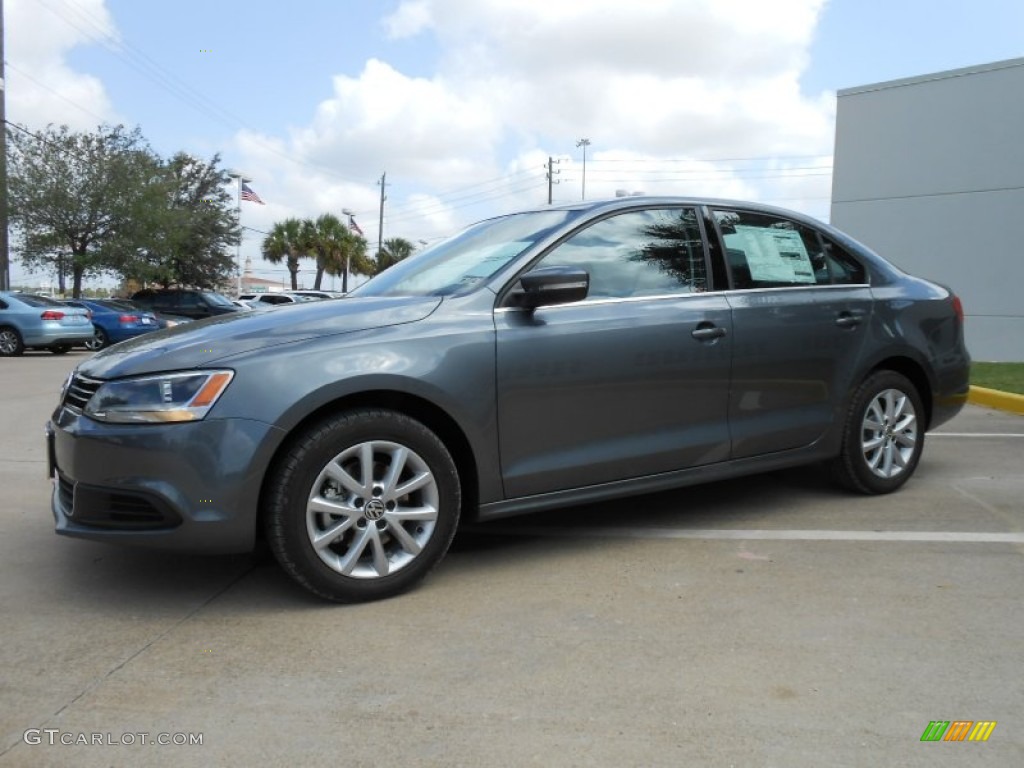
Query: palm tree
302 214 372 291
375 237 415 275
261 218 304 290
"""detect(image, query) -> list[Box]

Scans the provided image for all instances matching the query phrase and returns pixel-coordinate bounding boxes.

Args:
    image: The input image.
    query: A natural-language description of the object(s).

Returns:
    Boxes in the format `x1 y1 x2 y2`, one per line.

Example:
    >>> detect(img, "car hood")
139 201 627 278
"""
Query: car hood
80 295 442 378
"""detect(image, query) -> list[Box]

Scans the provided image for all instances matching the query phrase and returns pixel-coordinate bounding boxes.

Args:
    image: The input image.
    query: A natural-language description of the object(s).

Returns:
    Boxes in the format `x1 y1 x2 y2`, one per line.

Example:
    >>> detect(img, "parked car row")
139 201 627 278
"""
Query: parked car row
2 287 344 356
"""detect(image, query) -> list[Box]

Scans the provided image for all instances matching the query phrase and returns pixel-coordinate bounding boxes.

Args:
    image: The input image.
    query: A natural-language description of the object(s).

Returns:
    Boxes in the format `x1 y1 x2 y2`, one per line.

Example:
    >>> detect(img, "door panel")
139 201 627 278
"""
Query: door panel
725 287 872 457
496 296 733 498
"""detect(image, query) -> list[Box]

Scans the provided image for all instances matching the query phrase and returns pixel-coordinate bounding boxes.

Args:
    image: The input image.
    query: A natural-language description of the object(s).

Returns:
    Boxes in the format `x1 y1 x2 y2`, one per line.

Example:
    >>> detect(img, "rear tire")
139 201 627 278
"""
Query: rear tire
0 327 25 356
831 371 925 494
84 328 108 351
264 408 461 602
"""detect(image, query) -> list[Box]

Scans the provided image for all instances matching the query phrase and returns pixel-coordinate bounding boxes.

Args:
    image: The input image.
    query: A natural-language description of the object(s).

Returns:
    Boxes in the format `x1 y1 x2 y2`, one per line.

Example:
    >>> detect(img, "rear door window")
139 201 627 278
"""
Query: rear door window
712 209 830 289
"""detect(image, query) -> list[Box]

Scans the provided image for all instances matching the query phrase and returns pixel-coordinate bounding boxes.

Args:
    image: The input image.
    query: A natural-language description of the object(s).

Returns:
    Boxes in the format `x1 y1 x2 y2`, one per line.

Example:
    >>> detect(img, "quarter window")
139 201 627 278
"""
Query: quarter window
533 207 708 300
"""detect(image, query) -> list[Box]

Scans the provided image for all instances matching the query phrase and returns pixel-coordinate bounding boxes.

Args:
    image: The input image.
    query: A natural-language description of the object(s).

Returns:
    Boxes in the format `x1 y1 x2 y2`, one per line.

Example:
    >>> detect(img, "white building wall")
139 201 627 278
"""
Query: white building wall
831 58 1024 362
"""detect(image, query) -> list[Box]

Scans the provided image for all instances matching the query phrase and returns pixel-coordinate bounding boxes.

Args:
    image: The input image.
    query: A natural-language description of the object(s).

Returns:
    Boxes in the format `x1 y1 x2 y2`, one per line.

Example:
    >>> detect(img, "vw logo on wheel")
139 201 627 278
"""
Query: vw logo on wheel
363 499 386 521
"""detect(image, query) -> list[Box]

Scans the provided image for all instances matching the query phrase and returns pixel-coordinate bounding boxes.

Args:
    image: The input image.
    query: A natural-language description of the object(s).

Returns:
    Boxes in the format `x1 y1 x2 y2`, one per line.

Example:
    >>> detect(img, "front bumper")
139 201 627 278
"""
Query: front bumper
47 407 286 553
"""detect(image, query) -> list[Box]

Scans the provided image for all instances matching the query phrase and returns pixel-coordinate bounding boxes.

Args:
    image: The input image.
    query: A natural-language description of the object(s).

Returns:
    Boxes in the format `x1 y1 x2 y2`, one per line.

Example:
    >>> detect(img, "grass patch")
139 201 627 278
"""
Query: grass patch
971 362 1024 395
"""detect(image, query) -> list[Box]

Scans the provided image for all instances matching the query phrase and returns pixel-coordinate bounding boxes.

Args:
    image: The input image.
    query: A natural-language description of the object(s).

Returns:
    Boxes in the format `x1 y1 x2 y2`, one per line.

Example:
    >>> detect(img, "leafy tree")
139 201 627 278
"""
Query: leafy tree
123 152 240 289
7 124 163 297
375 237 415 275
262 218 306 290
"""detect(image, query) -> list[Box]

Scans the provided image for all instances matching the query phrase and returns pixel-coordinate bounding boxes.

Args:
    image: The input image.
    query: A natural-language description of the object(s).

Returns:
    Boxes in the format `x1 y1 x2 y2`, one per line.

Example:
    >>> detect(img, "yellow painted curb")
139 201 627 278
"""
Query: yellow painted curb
968 386 1024 415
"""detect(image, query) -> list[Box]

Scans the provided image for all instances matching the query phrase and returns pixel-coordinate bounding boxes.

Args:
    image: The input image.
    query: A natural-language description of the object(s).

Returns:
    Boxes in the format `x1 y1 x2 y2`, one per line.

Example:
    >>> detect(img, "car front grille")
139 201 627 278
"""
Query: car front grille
62 373 103 413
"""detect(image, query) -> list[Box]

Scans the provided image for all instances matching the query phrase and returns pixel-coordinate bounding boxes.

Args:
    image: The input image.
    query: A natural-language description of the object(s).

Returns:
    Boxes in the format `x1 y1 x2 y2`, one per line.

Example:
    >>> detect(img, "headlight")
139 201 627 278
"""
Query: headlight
85 370 234 423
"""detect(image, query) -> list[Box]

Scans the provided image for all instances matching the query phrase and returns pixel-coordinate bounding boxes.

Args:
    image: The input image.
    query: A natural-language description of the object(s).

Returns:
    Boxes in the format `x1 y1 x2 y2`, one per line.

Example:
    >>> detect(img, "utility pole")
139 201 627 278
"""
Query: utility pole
377 172 387 260
576 138 591 201
545 157 561 205
0 0 10 291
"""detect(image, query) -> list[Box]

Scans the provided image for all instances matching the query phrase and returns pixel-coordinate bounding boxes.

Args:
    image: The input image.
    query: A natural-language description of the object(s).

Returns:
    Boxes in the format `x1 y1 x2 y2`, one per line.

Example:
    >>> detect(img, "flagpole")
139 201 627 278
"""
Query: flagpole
227 170 251 295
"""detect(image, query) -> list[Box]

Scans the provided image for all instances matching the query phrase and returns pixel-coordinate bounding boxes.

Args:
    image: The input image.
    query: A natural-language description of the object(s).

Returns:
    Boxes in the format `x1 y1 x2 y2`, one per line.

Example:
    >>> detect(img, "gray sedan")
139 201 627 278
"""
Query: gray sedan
0 292 95 356
47 197 970 602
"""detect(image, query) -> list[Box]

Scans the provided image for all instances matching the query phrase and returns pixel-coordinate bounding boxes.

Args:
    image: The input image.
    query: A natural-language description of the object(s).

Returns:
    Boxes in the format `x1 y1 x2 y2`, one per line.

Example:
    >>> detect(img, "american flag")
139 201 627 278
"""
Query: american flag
348 215 364 236
241 183 265 205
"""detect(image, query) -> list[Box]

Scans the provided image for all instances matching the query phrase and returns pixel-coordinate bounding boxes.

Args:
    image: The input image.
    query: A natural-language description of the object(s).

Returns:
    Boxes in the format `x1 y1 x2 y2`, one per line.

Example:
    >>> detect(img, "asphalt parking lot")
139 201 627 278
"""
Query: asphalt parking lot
1 351 1022 767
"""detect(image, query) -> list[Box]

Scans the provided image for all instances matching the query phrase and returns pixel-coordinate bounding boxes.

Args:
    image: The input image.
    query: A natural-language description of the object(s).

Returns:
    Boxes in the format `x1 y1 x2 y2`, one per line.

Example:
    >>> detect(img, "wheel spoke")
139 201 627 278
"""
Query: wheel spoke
358 443 375 489
368 528 390 576
386 505 438 522
380 446 409 497
385 521 423 555
324 462 366 496
337 526 375 575
311 515 356 550
893 431 916 448
394 471 433 498
863 435 885 451
881 441 895 476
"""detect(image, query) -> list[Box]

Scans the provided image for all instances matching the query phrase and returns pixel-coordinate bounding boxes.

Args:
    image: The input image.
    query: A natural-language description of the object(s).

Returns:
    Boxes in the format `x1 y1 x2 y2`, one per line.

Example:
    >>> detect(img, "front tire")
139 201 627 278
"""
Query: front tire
264 409 461 602
831 371 925 494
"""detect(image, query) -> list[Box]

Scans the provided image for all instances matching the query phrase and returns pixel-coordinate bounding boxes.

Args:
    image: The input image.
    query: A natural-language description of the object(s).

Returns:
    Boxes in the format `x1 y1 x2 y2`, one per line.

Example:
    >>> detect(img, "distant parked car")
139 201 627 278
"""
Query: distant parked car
107 299 194 330
0 292 95 356
130 289 243 320
289 290 346 300
62 299 162 351
237 292 322 308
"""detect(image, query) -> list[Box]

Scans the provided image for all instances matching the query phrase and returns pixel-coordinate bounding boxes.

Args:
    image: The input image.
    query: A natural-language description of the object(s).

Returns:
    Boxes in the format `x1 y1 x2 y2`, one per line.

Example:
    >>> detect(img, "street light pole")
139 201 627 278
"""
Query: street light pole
341 208 355 293
576 138 591 201
227 170 251 295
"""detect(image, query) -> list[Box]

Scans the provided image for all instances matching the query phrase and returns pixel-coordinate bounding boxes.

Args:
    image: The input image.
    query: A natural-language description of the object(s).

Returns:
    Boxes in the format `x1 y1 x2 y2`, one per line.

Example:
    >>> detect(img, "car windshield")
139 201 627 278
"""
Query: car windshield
351 209 582 298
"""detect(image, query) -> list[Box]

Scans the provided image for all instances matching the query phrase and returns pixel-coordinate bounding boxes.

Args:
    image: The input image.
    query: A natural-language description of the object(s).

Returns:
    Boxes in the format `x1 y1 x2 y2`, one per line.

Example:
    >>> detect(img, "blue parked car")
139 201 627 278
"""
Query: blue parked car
62 298 162 351
0 292 95 356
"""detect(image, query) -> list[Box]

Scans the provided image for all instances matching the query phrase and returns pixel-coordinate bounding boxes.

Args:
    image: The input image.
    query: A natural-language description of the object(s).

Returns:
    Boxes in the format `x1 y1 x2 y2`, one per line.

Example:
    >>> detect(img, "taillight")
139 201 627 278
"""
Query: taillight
952 294 964 324
119 314 140 324
40 310 65 321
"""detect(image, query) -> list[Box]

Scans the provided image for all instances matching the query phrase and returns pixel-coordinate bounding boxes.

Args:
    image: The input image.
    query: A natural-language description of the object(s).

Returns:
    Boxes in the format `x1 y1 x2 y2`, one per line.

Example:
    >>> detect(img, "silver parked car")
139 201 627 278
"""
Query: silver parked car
47 198 970 602
0 292 95 356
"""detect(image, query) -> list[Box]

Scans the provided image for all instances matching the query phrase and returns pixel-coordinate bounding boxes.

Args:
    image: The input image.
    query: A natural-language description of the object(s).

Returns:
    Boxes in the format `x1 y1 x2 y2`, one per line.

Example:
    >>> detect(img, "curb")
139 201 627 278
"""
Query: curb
968 386 1024 415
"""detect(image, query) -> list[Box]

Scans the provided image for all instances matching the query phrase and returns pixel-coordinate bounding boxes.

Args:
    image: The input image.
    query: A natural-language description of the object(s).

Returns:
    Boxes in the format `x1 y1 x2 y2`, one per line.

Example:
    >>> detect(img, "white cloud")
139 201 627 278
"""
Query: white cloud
6 0 120 130
235 0 835 265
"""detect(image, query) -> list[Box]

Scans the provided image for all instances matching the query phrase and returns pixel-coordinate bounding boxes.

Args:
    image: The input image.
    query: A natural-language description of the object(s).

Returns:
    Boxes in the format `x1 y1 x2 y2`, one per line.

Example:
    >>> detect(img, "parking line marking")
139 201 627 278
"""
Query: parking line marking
931 433 1024 438
471 527 1024 544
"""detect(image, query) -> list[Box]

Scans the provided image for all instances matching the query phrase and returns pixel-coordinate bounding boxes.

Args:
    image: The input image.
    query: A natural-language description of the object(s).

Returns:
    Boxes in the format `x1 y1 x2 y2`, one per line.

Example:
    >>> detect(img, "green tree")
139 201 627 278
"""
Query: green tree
375 237 415 275
262 218 306 290
123 152 240 289
301 214 370 290
7 123 163 297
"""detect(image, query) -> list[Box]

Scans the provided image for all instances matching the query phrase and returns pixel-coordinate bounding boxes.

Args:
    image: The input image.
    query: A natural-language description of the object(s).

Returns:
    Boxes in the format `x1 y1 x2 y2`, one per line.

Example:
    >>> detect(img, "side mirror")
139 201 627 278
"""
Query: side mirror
512 266 589 310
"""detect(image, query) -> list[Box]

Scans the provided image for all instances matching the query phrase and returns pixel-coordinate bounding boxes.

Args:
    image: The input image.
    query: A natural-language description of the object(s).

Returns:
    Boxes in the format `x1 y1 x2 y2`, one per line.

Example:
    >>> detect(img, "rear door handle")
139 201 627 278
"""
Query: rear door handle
691 322 727 341
835 311 862 328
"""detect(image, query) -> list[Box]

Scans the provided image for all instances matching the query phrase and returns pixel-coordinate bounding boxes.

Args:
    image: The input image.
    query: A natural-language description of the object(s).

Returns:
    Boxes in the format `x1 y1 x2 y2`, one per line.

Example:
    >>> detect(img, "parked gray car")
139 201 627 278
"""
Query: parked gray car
46 198 970 601
0 292 95 356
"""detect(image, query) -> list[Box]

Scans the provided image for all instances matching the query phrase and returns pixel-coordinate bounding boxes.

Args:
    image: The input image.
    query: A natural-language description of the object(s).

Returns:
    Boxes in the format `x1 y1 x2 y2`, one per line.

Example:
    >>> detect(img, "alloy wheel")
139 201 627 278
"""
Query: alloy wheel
305 440 439 579
860 388 918 479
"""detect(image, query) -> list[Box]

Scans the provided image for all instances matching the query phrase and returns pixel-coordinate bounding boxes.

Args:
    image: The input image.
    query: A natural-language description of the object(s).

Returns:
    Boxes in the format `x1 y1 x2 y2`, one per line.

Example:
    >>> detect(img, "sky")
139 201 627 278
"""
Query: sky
6 0 1024 289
